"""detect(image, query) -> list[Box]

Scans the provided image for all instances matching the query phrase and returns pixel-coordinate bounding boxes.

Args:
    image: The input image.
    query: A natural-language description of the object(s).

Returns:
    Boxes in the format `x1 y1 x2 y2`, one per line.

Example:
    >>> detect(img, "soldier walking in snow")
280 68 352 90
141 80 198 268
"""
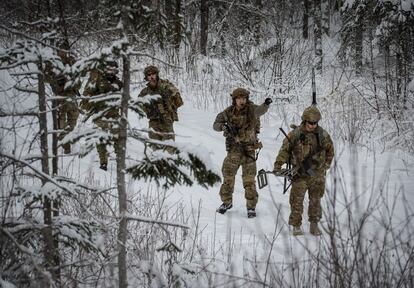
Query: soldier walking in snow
45 41 80 154
138 65 183 152
213 88 272 218
81 59 123 171
273 105 334 235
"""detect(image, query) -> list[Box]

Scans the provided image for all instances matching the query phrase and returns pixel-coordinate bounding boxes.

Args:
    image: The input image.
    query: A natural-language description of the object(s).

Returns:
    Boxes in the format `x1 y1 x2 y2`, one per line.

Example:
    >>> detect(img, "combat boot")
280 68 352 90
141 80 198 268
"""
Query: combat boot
247 208 256 218
310 222 322 236
216 203 232 214
292 226 303 236
100 163 108 171
63 143 71 154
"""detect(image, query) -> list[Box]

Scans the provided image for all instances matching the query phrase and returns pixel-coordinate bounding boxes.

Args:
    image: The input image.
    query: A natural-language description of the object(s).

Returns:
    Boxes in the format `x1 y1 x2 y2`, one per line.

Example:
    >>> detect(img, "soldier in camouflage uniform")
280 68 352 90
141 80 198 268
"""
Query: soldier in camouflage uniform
273 105 334 235
81 59 123 171
138 65 183 151
45 43 80 154
213 88 272 218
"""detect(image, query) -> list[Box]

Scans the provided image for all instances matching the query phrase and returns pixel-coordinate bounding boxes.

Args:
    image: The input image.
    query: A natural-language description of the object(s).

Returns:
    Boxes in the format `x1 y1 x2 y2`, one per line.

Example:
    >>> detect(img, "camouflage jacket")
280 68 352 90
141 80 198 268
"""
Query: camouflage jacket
213 101 269 151
44 55 80 99
274 124 334 176
81 70 123 120
138 79 183 122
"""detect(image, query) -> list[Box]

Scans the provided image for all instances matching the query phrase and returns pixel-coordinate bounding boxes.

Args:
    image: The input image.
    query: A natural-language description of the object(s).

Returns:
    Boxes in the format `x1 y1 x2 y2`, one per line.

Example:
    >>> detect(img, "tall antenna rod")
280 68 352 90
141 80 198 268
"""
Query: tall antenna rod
312 68 317 105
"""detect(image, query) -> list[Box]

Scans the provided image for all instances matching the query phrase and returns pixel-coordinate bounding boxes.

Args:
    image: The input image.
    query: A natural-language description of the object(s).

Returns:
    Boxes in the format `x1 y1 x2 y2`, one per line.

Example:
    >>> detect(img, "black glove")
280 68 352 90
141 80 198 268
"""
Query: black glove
264 98 273 105
222 124 228 134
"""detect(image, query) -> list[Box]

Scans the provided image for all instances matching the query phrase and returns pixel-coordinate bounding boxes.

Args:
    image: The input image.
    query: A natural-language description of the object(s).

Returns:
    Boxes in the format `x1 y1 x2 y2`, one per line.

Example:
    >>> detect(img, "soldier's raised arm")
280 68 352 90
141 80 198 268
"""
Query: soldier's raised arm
254 97 272 117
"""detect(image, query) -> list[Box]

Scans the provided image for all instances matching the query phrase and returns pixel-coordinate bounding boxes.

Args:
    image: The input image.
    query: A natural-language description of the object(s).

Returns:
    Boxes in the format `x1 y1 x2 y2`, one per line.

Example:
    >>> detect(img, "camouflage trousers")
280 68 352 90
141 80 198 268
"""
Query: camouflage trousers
288 173 326 226
219 147 258 209
57 101 79 152
95 119 119 166
148 119 175 153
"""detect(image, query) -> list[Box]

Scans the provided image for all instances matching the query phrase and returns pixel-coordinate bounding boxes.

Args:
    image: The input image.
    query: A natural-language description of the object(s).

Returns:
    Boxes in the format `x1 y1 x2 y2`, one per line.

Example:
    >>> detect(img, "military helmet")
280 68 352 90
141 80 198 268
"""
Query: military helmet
301 105 322 122
144 65 159 77
231 87 250 99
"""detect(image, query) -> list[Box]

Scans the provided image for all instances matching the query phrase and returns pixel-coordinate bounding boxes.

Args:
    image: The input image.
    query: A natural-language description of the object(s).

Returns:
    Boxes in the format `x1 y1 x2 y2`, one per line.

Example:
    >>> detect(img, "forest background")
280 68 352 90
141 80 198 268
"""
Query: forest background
1 0 413 287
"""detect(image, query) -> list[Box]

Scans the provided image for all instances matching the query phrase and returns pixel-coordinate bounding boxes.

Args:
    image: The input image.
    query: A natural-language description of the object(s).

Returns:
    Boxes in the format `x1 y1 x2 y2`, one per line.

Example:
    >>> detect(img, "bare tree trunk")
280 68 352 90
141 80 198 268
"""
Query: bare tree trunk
174 0 182 50
165 0 173 45
253 0 262 45
354 13 363 75
384 44 392 110
38 61 59 285
50 88 61 282
303 0 309 39
322 0 330 36
200 0 209 56
313 0 323 72
368 27 379 113
117 51 130 288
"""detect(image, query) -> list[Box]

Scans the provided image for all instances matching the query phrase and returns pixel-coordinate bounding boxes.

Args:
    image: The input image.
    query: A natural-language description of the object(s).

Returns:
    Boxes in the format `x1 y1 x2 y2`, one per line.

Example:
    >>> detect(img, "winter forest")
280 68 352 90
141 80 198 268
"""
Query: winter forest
1 0 414 287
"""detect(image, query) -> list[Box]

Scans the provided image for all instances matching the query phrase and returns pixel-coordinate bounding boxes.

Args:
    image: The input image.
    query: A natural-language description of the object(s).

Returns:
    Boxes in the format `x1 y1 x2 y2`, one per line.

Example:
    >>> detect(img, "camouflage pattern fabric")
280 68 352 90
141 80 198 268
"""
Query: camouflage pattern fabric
213 101 268 151
82 70 123 120
219 148 258 209
149 119 175 141
44 54 80 153
214 101 269 209
138 78 183 142
96 123 120 168
82 69 123 166
273 123 334 226
57 101 79 152
138 78 183 122
289 172 326 226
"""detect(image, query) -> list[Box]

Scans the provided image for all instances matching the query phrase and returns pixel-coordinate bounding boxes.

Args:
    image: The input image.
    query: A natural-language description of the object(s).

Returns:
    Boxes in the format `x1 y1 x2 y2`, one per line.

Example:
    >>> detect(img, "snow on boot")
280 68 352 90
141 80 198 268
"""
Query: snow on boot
247 208 256 218
310 222 322 236
216 203 232 214
292 226 304 236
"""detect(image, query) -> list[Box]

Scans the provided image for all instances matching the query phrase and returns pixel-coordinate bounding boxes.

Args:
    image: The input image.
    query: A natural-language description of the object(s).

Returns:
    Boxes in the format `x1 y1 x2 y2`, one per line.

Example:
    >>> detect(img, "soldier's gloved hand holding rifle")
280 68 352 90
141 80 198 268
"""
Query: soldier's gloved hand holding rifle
264 98 273 105
222 123 239 137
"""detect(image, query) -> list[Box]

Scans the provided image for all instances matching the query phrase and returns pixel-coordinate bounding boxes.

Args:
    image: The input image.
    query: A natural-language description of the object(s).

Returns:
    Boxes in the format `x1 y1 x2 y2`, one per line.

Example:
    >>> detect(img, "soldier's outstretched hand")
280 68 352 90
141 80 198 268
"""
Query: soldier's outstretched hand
264 98 272 105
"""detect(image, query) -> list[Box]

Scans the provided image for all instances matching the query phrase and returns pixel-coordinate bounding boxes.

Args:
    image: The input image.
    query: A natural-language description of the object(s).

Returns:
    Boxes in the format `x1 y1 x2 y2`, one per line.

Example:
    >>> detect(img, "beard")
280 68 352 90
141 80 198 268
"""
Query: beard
148 79 157 89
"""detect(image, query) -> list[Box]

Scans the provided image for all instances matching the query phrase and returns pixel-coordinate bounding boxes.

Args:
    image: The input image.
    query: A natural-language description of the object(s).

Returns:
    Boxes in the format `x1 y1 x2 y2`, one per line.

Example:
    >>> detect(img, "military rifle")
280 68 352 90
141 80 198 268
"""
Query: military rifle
223 123 239 138
257 127 294 193
258 69 318 191
222 112 239 139
278 127 294 194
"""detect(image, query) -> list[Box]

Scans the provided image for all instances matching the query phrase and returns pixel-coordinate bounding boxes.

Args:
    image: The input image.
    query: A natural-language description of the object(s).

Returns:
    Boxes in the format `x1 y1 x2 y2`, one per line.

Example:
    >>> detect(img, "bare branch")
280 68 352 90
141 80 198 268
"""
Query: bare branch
0 107 38 117
125 214 190 230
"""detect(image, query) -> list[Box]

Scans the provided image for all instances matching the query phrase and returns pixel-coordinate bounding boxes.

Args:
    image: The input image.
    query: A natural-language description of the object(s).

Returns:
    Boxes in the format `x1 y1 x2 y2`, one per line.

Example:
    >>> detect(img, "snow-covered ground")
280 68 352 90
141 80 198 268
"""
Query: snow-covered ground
68 98 414 255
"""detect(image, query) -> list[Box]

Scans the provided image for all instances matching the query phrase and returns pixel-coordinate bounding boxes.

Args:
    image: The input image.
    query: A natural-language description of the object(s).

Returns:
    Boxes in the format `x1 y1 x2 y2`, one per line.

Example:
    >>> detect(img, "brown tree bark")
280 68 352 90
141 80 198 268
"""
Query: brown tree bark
200 0 209 56
38 60 59 285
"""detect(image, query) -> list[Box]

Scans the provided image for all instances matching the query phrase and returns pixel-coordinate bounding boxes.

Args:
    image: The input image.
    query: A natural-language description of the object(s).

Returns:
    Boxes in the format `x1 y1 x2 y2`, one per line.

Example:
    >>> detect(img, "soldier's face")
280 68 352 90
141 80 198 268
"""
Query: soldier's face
305 121 318 132
147 73 158 88
235 96 247 109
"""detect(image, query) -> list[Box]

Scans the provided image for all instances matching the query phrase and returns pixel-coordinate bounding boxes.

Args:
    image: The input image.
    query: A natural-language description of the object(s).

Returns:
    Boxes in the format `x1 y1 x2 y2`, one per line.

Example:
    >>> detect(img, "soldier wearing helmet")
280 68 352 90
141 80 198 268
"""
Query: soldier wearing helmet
44 41 80 154
213 88 272 218
81 57 123 171
137 65 183 152
273 105 334 236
